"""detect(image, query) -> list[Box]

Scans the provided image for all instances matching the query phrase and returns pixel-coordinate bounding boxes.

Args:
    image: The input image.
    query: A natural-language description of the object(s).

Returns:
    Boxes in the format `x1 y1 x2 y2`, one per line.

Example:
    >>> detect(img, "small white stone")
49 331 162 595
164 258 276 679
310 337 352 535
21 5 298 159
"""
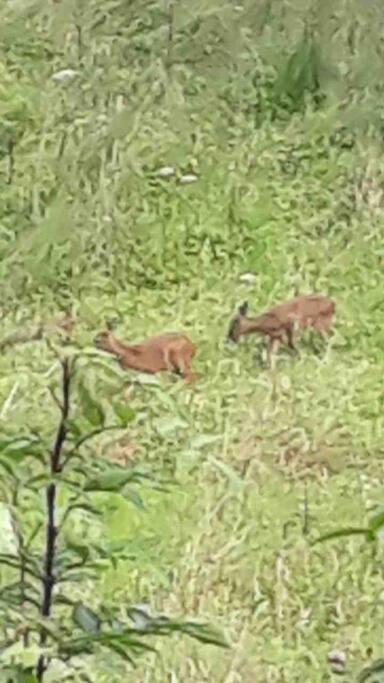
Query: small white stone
157 166 175 178
280 375 291 391
239 272 257 284
51 69 79 82
328 650 346 673
179 174 198 184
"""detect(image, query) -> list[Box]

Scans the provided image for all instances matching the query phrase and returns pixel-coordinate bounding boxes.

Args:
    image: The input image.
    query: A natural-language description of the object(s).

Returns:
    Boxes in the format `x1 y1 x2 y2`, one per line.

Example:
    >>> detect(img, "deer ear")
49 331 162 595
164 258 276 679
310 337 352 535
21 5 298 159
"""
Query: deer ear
238 301 248 316
105 319 114 331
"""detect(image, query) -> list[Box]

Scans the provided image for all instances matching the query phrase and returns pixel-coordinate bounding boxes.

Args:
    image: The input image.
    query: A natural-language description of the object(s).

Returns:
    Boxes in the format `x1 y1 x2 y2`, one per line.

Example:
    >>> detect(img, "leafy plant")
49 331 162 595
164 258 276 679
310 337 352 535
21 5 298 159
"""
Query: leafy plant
314 508 384 545
0 353 227 681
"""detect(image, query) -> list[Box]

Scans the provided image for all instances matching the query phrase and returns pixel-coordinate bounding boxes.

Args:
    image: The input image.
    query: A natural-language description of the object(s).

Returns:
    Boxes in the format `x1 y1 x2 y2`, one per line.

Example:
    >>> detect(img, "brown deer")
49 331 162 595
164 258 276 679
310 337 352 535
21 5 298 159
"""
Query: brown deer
94 325 197 383
226 294 335 368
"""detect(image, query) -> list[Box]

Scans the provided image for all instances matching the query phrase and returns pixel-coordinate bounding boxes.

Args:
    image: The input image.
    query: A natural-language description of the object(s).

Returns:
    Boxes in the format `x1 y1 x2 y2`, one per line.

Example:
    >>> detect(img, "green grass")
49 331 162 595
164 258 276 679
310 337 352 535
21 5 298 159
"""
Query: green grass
2 204 384 680
2 1 384 680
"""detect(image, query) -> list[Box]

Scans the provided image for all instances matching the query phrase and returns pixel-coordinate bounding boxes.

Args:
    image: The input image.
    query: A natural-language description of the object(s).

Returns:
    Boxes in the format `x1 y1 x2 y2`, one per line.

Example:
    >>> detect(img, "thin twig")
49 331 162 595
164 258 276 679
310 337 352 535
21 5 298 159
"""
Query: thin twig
51 360 70 474
36 359 71 681
166 0 175 71
7 138 15 185
48 387 63 412
0 381 19 420
61 425 123 468
302 479 309 535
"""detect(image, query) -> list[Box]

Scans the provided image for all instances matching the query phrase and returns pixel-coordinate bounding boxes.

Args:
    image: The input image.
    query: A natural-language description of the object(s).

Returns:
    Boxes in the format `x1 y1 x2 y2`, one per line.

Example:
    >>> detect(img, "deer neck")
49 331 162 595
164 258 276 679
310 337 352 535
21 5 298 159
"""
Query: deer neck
106 335 137 360
238 317 264 336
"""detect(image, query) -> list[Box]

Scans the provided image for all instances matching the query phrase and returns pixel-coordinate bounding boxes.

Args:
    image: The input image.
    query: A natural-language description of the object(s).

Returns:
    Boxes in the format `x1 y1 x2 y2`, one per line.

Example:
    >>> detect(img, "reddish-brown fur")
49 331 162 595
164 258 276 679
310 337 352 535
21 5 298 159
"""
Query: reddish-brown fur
94 328 196 383
226 294 335 367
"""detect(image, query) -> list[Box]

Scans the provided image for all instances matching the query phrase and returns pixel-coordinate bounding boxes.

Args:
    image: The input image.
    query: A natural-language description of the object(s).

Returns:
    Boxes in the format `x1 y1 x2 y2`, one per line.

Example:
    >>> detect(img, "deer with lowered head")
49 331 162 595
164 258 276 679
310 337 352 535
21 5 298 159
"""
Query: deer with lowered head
226 294 335 368
94 322 197 383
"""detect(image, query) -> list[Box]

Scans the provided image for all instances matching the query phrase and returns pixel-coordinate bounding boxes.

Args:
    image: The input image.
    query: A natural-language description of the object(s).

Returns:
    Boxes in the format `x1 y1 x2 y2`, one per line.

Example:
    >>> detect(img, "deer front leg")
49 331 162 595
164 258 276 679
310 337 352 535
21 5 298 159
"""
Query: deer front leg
163 347 175 373
313 319 333 354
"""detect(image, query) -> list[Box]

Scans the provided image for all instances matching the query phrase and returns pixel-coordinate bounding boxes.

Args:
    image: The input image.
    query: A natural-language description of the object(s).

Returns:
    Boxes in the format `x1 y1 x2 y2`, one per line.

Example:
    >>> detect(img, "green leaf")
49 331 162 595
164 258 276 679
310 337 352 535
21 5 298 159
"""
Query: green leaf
208 456 243 490
64 540 90 563
153 416 188 436
123 486 145 510
67 420 82 439
64 502 102 519
1 641 43 669
190 434 222 450
0 437 42 464
368 510 384 534
113 403 135 426
0 456 18 480
313 527 368 544
72 602 101 635
177 621 229 648
101 639 136 665
0 503 18 553
78 382 104 427
84 469 139 493
358 658 384 682
0 667 37 682
125 605 228 647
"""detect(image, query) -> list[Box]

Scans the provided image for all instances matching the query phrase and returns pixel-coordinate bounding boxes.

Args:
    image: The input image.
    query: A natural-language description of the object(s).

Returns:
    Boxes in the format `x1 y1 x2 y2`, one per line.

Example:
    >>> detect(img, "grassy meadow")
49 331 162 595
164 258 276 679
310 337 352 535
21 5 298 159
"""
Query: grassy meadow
1 1 384 681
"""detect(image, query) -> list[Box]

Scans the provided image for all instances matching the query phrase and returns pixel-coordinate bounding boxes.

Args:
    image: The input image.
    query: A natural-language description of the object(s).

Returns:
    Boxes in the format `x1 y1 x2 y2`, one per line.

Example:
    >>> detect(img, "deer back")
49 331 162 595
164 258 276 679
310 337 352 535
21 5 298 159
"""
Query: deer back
226 294 335 342
272 295 335 329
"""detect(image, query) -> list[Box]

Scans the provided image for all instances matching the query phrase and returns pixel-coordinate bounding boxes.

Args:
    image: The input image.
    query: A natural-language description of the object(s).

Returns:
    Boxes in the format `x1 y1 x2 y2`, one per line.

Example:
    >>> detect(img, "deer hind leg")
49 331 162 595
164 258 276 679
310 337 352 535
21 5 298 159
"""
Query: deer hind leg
285 323 298 355
168 347 196 383
267 336 281 369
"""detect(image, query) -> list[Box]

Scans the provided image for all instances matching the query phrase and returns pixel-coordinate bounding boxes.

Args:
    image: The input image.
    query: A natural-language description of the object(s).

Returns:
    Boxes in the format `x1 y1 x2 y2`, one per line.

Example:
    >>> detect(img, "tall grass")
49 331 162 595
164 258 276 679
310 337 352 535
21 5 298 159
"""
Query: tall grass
0 0 384 305
1 0 384 680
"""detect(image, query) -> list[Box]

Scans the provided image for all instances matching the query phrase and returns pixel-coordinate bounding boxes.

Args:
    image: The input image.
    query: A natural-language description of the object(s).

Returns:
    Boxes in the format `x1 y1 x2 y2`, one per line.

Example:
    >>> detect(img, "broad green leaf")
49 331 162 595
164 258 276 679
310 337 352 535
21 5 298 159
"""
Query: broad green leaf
78 383 104 427
113 403 135 426
123 486 145 509
368 510 384 534
72 602 101 635
0 503 18 553
358 658 384 682
128 604 153 631
67 420 82 439
0 437 43 464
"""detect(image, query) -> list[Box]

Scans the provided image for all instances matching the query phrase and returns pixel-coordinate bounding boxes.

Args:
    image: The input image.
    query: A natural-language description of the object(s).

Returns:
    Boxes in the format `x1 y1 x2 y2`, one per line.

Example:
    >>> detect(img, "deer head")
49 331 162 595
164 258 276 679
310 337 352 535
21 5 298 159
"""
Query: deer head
226 301 249 343
94 330 114 353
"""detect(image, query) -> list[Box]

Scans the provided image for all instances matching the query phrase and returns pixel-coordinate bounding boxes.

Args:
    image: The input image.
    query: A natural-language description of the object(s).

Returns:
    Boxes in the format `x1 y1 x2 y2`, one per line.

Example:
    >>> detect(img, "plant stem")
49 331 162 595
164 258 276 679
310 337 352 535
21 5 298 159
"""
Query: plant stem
166 0 175 71
36 359 71 681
